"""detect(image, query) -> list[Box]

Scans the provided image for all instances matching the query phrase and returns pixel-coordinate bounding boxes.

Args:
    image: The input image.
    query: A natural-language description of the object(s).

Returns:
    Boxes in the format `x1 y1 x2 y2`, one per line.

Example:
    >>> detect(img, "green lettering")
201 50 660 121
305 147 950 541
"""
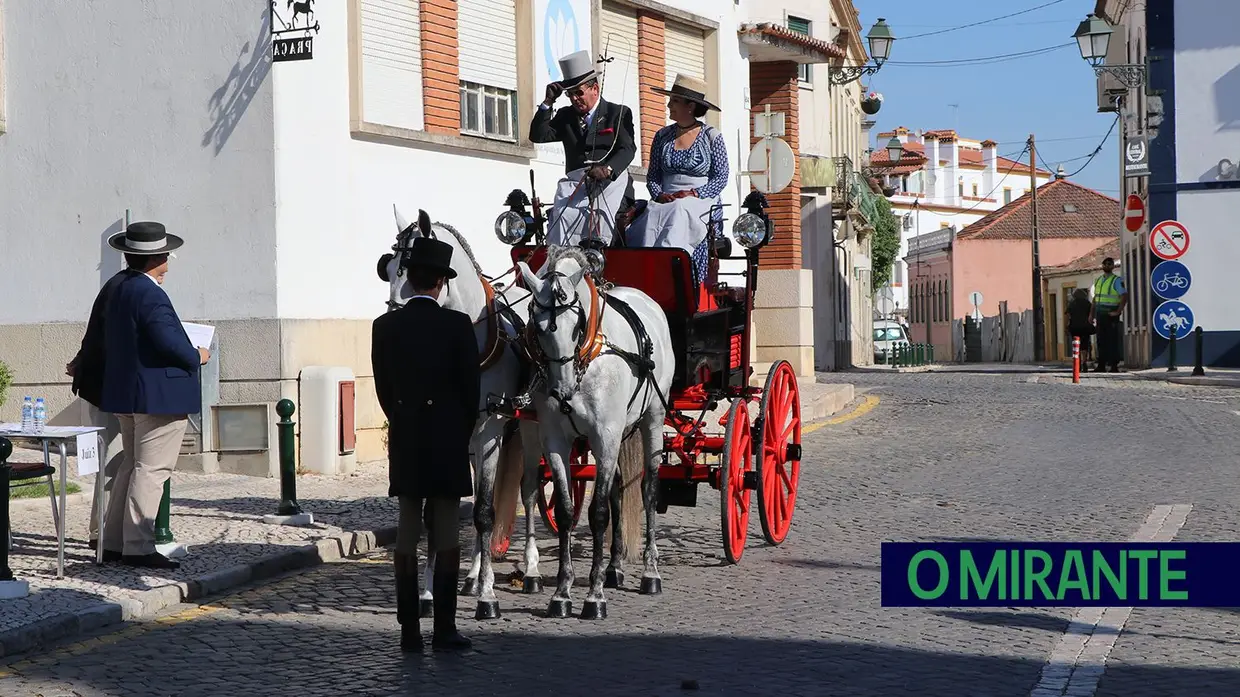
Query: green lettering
1023 550 1055 600
909 550 949 599
962 550 1006 600
1159 550 1188 600
1011 547 1020 599
1057 550 1090 601
1092 550 1126 601
1130 549 1158 600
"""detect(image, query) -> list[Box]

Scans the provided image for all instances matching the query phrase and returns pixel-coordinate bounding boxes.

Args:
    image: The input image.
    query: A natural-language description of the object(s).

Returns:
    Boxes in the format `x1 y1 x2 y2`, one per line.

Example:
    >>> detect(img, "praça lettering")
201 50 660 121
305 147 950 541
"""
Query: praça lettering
273 37 314 62
905 548 1188 602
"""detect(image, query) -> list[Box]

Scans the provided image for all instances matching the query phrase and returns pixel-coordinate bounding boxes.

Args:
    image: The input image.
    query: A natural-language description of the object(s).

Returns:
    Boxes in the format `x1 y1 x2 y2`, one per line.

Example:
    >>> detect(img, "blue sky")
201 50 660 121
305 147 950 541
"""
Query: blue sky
855 0 1120 197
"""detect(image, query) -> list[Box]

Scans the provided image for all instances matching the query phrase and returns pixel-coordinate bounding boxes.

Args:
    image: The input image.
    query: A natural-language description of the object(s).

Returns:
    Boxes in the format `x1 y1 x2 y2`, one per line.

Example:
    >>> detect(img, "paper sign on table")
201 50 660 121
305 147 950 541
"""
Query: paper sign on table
76 433 100 476
182 322 216 349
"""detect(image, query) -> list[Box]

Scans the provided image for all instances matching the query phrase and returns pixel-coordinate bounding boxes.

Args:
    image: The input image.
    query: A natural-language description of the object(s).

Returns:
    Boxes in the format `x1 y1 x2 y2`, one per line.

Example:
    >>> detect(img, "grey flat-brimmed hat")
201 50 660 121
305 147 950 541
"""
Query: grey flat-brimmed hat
556 50 599 89
107 221 184 255
652 74 720 111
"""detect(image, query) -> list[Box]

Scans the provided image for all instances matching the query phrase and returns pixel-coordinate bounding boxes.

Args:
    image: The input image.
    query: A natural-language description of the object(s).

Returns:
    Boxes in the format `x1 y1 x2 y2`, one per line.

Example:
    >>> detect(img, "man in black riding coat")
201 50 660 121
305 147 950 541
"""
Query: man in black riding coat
530 50 637 245
372 236 479 652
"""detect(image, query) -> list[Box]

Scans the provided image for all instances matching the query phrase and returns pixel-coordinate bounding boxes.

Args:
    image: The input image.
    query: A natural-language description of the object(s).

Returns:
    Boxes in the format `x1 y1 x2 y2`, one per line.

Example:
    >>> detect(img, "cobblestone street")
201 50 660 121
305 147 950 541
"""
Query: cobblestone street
4 370 1240 696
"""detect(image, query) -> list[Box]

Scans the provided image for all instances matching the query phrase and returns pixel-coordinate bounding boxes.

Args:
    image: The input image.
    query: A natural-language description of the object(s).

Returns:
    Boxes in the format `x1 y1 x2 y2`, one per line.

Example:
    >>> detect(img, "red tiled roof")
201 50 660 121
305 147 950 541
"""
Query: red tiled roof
1044 238 1120 275
738 24 847 60
956 178 1120 241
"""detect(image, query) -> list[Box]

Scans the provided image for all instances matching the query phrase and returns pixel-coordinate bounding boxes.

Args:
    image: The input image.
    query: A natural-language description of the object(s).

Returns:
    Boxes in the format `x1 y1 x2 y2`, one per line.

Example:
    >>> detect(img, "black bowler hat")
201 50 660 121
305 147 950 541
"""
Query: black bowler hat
107 221 184 255
401 237 457 279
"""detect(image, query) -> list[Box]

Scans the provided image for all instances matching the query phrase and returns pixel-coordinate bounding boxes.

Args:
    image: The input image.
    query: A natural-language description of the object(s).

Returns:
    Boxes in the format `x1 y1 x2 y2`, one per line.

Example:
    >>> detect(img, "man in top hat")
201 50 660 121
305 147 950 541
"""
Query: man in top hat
371 235 479 653
530 49 637 246
99 222 209 569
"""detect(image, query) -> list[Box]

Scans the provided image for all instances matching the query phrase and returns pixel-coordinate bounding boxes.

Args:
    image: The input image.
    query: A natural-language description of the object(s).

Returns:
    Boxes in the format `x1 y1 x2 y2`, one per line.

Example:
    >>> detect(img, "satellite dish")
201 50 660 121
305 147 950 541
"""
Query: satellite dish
747 137 795 194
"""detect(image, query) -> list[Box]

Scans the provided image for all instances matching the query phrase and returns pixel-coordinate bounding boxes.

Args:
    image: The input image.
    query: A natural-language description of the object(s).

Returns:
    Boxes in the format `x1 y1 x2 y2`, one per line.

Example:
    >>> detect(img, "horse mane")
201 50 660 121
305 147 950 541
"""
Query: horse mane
542 245 590 277
430 221 484 278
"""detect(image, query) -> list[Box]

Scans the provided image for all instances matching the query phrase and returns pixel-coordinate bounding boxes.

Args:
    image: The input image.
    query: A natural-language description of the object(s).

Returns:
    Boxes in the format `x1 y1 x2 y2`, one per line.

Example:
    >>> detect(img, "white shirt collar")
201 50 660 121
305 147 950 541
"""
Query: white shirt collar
143 272 161 286
409 294 438 303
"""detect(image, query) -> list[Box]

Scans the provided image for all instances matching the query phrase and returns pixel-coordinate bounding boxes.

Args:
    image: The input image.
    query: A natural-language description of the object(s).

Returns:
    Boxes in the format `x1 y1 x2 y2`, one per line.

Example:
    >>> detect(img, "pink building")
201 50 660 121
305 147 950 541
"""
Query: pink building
904 178 1120 358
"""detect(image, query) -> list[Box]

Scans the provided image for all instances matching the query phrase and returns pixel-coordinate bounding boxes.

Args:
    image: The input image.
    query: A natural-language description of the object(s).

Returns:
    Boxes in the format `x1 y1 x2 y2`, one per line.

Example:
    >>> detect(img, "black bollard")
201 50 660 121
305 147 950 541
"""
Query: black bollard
0 437 13 582
1168 326 1178 372
1192 326 1205 376
276 399 303 517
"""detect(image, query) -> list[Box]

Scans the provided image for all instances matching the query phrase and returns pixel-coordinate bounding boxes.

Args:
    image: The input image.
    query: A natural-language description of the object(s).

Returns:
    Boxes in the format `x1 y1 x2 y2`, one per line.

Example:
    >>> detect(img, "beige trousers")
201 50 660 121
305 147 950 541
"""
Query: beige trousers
81 403 124 541
103 414 188 556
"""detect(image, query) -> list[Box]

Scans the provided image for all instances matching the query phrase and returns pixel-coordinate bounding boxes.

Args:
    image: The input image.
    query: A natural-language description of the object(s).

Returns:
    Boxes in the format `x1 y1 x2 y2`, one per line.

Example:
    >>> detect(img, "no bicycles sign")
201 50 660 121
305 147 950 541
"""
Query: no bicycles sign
1150 220 1190 261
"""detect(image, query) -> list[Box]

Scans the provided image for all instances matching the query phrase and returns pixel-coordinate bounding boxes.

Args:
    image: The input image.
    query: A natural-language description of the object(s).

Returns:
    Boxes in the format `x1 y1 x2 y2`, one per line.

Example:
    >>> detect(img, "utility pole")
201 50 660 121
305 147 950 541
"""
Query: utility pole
1029 134 1045 362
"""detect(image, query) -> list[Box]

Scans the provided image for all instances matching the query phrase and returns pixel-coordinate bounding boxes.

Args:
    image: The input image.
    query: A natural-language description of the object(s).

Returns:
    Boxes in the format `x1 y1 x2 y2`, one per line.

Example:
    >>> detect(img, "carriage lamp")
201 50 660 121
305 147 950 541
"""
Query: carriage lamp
579 238 607 275
733 191 771 249
495 210 527 245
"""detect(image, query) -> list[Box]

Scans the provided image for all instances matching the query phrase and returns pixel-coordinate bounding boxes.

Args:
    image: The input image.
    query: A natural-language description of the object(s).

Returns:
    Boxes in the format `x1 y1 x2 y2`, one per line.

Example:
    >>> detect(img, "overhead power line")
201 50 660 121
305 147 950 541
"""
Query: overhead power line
898 0 1069 40
1061 115 1120 178
885 43 1073 67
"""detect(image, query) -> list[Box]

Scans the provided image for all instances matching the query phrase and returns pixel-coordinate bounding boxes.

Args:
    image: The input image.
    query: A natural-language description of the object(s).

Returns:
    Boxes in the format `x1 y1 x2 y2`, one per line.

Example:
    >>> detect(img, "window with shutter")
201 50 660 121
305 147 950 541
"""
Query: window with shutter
600 1 641 164
360 0 424 131
459 0 519 141
787 16 811 83
664 19 706 92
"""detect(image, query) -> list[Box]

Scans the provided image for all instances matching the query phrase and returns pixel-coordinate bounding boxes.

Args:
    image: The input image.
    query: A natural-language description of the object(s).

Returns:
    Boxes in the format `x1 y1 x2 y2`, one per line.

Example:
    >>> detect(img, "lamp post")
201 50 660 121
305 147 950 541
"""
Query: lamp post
829 18 896 86
1072 13 1147 89
886 137 903 165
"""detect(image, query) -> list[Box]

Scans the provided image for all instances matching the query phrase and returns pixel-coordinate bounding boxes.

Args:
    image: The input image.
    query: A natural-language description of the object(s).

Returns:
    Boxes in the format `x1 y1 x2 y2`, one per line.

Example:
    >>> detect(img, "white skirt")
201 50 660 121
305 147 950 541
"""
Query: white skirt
546 168 631 247
624 195 715 254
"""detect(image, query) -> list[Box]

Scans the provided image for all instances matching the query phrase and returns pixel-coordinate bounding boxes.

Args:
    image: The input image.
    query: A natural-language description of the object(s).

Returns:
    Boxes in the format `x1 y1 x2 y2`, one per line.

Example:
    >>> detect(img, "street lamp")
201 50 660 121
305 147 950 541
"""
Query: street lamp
886 137 903 164
829 18 896 86
1072 13 1146 89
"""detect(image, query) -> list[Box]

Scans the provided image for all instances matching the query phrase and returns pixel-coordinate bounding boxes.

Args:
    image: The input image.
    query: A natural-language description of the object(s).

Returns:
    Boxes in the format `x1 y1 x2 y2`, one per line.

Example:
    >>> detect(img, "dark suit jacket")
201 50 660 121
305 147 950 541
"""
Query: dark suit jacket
100 270 202 416
71 271 128 409
371 297 480 499
529 98 637 181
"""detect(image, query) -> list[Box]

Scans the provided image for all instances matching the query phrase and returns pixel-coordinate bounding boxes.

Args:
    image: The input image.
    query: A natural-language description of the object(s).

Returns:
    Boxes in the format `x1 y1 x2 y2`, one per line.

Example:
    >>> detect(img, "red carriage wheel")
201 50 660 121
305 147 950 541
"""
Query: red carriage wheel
755 360 802 546
536 445 589 534
719 400 753 564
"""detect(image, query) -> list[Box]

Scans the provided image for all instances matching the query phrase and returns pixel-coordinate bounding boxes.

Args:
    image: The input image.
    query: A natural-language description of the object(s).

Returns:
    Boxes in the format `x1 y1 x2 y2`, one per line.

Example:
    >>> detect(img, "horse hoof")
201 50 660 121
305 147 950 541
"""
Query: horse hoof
580 600 607 620
419 599 434 618
475 600 501 620
522 576 544 594
640 577 662 595
546 598 573 618
459 578 478 596
604 568 624 589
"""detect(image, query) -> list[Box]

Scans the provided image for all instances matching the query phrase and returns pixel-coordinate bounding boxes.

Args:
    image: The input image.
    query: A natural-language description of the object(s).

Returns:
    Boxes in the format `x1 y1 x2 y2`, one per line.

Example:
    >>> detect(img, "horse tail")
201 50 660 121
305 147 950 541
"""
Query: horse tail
490 420 524 557
615 429 646 563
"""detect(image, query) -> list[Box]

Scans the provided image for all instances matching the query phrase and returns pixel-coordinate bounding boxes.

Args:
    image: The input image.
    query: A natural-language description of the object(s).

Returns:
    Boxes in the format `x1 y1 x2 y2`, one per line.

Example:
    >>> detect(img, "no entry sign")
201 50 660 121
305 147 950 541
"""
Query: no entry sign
1125 194 1145 232
1150 220 1190 260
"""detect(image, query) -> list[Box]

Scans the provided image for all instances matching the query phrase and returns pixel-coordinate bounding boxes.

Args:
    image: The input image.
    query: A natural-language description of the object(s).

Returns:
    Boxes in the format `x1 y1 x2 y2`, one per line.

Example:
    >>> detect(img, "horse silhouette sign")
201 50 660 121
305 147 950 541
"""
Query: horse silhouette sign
272 0 319 63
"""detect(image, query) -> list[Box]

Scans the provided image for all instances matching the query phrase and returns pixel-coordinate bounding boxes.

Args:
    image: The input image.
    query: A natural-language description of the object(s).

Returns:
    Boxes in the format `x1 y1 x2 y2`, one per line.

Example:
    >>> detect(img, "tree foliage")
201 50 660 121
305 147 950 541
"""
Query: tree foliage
0 360 11 410
870 196 901 289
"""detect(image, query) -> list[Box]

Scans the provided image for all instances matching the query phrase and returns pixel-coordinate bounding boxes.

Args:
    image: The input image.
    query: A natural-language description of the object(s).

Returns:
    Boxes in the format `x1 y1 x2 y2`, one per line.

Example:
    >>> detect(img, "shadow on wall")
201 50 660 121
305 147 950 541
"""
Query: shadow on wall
98 218 124 290
202 7 273 155
1217 63 1240 132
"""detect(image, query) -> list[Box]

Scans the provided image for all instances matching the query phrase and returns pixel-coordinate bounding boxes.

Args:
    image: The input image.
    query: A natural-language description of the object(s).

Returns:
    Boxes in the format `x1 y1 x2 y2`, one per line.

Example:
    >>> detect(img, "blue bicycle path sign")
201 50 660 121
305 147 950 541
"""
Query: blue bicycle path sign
1153 300 1194 341
1150 260 1191 300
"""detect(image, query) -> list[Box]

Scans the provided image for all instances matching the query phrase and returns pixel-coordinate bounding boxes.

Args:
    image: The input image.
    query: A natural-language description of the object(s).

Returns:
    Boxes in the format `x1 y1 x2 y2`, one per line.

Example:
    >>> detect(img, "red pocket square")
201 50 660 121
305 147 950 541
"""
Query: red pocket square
599 127 615 135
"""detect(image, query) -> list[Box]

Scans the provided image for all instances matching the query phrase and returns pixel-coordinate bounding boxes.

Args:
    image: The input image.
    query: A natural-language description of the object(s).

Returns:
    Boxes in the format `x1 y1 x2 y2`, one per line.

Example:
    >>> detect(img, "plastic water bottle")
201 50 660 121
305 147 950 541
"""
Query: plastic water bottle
20 396 33 432
33 397 47 433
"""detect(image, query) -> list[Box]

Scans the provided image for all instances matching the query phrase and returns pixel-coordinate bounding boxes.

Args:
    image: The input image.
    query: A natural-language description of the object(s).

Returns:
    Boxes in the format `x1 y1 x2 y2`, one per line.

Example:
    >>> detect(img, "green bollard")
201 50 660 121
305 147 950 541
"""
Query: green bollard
0 438 15 584
154 479 173 545
263 399 314 526
915 343 924 366
928 344 935 364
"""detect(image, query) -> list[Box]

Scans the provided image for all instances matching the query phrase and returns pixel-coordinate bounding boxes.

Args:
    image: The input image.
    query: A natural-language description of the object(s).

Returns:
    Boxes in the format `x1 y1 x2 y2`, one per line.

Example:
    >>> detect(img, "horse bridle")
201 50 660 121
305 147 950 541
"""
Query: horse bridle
526 270 593 415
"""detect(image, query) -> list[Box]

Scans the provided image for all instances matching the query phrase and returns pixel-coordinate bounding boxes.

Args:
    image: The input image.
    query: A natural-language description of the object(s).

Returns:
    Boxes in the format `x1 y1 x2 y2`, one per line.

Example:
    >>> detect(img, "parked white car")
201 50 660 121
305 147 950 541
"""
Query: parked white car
873 320 909 364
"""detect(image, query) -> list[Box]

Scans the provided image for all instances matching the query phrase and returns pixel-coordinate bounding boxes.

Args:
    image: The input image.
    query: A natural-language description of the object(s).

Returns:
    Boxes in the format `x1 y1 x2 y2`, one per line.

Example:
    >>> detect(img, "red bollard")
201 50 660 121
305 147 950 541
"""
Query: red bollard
1072 337 1081 384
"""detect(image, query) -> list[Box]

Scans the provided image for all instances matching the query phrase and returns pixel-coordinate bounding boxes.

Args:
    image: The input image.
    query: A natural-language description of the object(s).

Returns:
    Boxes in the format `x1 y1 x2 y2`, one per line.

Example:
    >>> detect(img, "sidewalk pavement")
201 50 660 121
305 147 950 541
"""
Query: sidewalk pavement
0 374 856 659
1131 367 1240 388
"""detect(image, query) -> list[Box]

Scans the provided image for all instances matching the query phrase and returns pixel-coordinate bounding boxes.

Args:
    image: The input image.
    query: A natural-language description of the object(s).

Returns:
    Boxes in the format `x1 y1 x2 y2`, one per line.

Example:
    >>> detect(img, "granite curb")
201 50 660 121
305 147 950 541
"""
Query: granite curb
0 502 473 659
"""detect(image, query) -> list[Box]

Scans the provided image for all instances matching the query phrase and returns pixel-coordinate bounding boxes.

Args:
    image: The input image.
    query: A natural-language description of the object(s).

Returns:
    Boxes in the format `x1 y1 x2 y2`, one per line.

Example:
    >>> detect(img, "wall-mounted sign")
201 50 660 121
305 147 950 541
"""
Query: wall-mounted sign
1153 299 1194 341
1124 135 1150 178
1150 259 1191 301
1150 220 1190 261
272 0 319 63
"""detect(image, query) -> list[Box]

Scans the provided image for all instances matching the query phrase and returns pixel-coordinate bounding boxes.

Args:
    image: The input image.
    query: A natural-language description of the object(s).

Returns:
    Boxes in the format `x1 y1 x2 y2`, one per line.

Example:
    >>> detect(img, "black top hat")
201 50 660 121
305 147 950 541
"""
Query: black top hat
107 221 184 255
401 237 458 279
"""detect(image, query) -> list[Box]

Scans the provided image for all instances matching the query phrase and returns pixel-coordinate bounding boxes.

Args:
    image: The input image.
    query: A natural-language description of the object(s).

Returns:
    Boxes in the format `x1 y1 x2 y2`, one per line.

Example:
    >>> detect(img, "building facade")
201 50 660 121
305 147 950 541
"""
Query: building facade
871 127 1055 319
0 0 865 468
1042 238 1120 362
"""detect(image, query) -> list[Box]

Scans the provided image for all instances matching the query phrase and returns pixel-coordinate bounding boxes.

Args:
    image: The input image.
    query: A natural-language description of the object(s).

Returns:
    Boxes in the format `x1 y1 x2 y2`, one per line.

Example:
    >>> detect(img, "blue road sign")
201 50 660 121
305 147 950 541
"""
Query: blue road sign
1150 260 1192 300
1153 300 1195 340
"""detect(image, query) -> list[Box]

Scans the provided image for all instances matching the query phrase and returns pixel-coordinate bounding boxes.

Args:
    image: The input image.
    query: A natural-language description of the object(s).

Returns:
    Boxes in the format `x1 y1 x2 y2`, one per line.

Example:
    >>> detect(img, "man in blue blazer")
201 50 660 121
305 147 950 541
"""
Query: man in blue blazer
99 222 209 569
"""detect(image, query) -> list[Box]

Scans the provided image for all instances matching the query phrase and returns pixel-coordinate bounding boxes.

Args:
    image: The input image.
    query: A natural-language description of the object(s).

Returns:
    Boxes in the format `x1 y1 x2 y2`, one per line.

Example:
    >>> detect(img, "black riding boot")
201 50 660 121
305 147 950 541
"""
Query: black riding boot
394 553 423 652
431 546 472 650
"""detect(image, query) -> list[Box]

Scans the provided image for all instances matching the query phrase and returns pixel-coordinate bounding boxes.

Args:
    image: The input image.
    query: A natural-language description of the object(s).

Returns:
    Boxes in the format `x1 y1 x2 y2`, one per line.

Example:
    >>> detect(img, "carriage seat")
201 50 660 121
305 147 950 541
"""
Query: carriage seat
511 246 697 321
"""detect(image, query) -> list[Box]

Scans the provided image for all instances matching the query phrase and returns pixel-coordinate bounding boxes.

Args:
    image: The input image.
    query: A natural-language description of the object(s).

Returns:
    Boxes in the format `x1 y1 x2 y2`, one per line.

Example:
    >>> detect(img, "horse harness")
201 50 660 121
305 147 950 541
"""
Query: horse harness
524 269 668 436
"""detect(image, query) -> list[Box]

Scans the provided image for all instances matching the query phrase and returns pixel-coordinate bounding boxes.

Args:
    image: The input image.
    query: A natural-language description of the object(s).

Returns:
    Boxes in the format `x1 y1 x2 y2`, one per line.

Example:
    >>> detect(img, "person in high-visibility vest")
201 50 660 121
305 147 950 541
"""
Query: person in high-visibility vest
1091 257 1127 372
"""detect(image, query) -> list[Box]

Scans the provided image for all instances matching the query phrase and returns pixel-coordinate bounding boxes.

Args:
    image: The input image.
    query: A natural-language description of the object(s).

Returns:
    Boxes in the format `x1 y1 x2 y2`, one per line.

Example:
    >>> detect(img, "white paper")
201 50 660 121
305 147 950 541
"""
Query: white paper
76 433 100 476
182 322 215 349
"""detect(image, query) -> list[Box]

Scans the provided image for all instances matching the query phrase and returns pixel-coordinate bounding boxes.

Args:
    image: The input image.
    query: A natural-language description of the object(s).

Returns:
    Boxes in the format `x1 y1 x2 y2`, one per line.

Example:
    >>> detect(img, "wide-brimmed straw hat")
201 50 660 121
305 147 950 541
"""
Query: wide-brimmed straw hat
107 221 184 255
652 74 719 112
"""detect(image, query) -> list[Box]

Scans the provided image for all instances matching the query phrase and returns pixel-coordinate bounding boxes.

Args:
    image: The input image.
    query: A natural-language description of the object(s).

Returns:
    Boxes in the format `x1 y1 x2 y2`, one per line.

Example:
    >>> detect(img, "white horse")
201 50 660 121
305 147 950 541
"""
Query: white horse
379 208 644 620
516 246 674 619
